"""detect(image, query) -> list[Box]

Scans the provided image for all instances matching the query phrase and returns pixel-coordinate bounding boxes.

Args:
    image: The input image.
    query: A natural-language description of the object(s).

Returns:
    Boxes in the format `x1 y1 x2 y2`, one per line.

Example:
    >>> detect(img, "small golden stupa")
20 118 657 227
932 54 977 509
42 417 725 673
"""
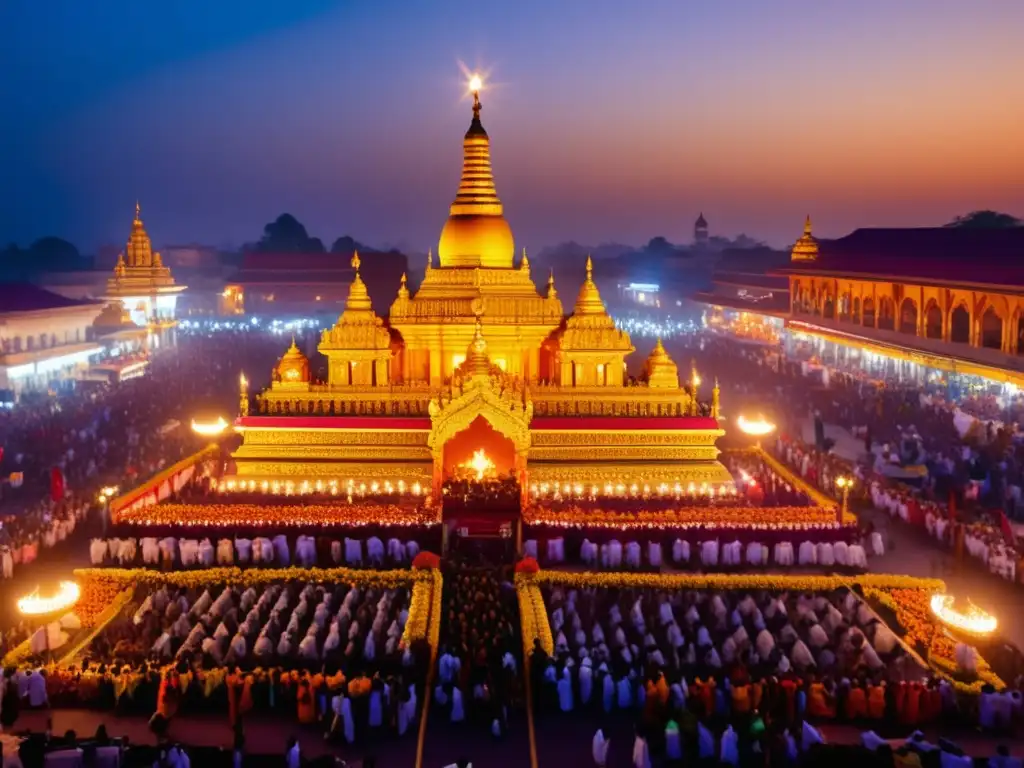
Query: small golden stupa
791 215 819 262
275 337 311 387
645 338 680 389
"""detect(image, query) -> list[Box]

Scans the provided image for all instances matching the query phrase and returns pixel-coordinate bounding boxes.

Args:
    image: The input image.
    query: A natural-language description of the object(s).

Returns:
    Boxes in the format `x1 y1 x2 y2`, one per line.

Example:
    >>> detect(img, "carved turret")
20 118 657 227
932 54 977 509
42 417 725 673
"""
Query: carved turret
791 215 819 262
645 338 680 389
275 337 311 390
318 252 393 386
239 372 249 416
557 256 634 386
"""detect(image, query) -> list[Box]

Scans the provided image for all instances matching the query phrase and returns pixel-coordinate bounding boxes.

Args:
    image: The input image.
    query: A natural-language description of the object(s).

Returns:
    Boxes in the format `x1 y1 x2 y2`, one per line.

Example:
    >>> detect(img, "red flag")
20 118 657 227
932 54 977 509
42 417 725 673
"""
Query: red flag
50 467 65 503
999 510 1017 548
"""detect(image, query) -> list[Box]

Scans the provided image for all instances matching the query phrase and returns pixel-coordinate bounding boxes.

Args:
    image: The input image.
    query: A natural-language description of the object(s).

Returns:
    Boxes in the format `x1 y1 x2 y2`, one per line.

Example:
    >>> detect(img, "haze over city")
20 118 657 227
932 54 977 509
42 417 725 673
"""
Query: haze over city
3 0 1023 252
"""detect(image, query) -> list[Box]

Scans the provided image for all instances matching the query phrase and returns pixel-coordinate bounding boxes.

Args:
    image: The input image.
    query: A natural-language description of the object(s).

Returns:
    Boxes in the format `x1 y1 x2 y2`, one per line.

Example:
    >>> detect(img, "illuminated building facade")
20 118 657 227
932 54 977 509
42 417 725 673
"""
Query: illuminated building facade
781 222 1024 386
103 204 185 327
0 284 105 400
231 86 729 498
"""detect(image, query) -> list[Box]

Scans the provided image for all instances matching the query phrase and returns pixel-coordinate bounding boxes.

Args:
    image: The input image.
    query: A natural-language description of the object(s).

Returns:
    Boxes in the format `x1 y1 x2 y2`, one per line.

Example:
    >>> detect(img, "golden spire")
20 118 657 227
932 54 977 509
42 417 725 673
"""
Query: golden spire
573 255 607 315
712 376 721 418
277 336 310 384
464 313 492 378
345 250 372 312
397 271 409 299
426 248 433 272
125 200 154 268
437 74 514 268
520 247 530 274
791 214 819 262
239 372 249 417
645 338 679 389
547 269 558 300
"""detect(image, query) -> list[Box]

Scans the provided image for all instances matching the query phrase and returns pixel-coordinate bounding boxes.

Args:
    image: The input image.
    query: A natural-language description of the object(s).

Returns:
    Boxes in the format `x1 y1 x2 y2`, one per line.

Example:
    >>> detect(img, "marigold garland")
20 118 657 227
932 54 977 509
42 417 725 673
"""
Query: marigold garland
523 503 852 530
114 502 441 529
527 571 946 593
58 587 135 666
402 577 433 647
74 566 429 591
515 574 553 657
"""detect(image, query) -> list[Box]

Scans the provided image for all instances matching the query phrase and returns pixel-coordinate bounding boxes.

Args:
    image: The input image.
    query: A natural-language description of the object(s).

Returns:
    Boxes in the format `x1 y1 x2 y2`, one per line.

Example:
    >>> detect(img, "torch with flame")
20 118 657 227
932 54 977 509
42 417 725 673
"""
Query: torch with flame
461 449 496 482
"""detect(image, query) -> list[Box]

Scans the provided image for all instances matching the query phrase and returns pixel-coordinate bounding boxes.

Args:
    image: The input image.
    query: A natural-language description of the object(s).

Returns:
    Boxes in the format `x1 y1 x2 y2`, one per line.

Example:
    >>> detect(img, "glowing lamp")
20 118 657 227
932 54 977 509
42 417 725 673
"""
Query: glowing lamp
468 73 483 94
19 581 81 616
191 416 229 437
930 594 997 635
462 449 496 481
737 414 777 437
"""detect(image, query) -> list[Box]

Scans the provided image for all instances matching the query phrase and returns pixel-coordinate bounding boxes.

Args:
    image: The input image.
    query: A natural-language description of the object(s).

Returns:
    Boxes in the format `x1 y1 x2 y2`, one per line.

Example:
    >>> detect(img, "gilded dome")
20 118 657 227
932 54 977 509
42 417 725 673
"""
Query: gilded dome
791 215 819 262
645 338 680 389
437 94 514 269
277 338 310 384
574 256 607 315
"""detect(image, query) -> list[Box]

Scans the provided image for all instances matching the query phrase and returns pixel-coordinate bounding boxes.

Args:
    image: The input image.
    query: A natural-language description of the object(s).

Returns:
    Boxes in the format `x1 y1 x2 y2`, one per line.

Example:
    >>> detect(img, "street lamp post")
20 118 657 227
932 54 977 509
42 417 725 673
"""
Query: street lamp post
835 476 852 525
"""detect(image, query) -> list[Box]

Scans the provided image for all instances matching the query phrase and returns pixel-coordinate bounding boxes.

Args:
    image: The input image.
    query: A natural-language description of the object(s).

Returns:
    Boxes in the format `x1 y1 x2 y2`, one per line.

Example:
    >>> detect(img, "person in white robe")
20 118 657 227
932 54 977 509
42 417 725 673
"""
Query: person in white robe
617 676 632 709
592 729 610 767
698 722 716 759
558 668 574 712
600 667 614 713
578 658 593 705
450 686 465 722
340 695 355 743
632 731 651 768
230 633 247 660
720 725 739 765
369 687 383 728
28 670 48 707
398 685 418 736
665 719 682 759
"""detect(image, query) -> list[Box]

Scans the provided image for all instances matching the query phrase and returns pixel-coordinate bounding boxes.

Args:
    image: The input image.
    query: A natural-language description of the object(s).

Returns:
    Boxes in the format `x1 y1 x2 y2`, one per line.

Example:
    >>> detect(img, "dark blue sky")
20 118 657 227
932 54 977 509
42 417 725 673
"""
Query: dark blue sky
2 0 1022 253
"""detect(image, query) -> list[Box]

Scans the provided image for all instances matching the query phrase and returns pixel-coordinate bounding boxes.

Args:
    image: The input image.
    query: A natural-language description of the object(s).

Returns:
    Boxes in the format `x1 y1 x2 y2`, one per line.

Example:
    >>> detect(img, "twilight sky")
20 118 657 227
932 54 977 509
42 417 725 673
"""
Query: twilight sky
2 0 1022 253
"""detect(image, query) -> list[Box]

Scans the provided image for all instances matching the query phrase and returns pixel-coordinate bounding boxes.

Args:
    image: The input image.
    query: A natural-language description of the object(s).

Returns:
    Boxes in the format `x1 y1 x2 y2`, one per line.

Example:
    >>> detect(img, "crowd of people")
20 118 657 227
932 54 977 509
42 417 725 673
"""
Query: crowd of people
432 559 522 737
88 533 423 570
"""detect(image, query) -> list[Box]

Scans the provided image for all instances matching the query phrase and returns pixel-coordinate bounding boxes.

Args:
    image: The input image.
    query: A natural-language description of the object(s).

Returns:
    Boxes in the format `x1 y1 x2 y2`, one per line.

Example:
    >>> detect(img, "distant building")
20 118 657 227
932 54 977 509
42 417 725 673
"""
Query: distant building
229 250 407 317
103 203 186 326
694 213 709 247
0 284 104 401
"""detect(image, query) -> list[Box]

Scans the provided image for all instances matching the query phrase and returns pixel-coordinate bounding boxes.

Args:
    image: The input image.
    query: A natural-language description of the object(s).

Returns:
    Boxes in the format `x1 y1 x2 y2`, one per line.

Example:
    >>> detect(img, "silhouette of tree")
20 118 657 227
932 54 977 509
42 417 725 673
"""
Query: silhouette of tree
29 236 81 265
253 214 324 252
331 235 366 254
945 210 1022 228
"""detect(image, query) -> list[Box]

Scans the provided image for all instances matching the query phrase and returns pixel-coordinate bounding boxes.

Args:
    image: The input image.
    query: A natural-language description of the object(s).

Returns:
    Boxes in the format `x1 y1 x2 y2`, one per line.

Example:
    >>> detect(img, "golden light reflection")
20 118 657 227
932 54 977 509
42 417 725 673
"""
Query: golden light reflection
462 449 496 481
468 73 483 94
19 581 80 616
737 414 777 437
930 594 997 635
191 416 229 436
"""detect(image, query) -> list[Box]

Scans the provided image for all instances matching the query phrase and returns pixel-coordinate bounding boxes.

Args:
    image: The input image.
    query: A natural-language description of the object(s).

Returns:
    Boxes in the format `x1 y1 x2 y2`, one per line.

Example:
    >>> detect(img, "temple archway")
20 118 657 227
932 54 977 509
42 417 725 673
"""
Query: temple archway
878 297 896 331
950 305 970 343
441 415 518 481
862 298 875 327
925 301 943 339
981 307 1003 350
899 298 918 334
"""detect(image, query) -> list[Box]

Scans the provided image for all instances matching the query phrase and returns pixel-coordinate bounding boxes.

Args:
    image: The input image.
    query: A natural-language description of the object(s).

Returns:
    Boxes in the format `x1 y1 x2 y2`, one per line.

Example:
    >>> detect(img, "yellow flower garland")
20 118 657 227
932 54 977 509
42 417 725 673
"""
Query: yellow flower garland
528 571 945 593
57 586 135 667
74 566 430 591
402 577 433 646
515 574 553 656
427 570 444 665
114 501 441 528
523 503 849 530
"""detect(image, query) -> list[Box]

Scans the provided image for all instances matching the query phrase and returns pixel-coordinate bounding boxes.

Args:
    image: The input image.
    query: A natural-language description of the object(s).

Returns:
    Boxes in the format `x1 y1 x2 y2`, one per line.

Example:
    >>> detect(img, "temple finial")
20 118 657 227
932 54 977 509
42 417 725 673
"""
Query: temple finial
804 215 812 235
585 255 593 280
426 248 433 272
134 201 141 222
351 250 361 272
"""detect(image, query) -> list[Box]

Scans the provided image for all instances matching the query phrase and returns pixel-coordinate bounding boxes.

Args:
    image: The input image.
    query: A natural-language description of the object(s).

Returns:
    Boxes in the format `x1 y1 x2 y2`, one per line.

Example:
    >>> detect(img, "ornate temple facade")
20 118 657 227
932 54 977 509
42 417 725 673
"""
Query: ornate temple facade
102 204 185 327
232 89 729 498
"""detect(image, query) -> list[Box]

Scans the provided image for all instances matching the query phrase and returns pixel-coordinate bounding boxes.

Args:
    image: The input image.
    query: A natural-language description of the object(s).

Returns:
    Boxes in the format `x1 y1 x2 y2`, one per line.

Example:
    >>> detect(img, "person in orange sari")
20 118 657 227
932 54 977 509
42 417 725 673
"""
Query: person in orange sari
297 674 316 725
807 679 835 719
226 667 243 727
157 670 180 720
867 682 886 720
779 677 800 723
846 683 868 720
239 671 256 718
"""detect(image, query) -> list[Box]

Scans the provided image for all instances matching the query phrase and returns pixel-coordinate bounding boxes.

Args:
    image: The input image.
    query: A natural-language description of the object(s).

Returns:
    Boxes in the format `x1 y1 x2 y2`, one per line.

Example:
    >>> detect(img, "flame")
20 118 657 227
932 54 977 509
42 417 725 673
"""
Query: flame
191 416 229 436
930 594 997 635
19 581 81 616
462 449 496 481
737 414 776 437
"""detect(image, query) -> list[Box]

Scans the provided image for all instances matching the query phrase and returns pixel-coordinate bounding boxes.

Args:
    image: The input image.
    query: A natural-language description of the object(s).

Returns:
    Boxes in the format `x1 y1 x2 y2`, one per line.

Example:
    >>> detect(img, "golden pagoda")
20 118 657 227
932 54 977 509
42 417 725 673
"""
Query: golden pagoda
791 215 819 262
645 338 680 389
103 202 185 326
389 80 563 384
234 75 731 496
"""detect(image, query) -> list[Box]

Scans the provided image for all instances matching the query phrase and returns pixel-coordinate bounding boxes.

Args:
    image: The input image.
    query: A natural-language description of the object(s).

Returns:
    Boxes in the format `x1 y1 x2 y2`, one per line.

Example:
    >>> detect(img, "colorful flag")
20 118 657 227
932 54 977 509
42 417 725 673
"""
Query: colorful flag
50 467 65 503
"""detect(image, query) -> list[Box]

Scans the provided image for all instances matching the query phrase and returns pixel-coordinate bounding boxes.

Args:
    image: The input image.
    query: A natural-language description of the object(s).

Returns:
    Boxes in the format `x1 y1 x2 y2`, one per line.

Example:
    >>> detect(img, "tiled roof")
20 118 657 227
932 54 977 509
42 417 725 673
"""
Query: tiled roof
781 227 1024 287
0 283 101 313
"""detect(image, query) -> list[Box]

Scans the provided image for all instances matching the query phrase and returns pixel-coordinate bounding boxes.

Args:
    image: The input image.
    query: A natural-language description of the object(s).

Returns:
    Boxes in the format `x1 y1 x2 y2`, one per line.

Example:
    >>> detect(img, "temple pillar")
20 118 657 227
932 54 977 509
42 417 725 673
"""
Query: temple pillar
528 347 540 383
429 347 442 386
